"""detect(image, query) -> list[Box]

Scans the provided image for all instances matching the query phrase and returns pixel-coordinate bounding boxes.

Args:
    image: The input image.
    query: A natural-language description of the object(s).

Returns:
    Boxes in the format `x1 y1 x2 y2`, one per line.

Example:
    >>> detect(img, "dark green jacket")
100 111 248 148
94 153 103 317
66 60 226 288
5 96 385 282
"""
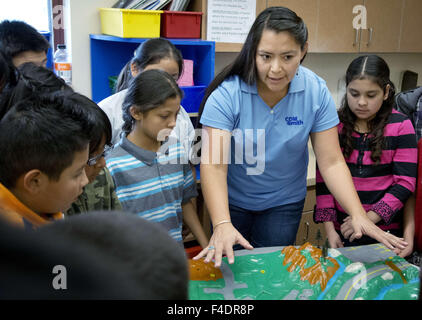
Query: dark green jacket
66 167 122 216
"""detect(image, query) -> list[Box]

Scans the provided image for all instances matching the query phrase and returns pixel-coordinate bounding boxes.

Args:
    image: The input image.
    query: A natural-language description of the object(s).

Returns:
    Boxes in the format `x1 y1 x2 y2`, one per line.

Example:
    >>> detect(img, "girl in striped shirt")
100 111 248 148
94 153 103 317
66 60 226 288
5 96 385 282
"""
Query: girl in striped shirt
106 69 208 248
315 55 417 257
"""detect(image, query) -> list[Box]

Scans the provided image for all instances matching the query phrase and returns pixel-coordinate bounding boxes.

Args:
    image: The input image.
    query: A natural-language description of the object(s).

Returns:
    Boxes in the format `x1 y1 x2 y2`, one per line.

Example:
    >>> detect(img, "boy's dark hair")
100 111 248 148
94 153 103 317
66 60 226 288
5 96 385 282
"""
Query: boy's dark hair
64 93 113 155
0 20 50 59
15 62 71 95
116 38 184 92
0 214 143 299
0 51 18 121
0 93 93 188
197 6 308 127
38 211 189 299
0 51 9 91
0 62 73 120
122 69 183 134
0 50 16 94
0 63 111 156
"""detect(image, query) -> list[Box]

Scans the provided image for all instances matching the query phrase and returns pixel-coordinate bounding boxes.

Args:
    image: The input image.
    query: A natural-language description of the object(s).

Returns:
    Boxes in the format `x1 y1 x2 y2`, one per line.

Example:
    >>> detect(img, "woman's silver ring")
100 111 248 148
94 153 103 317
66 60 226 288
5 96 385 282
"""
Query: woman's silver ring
208 246 215 250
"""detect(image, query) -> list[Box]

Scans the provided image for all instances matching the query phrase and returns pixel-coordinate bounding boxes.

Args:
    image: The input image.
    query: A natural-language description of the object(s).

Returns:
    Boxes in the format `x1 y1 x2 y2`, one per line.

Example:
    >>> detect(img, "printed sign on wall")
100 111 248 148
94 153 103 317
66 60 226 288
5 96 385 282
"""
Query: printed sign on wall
207 0 256 43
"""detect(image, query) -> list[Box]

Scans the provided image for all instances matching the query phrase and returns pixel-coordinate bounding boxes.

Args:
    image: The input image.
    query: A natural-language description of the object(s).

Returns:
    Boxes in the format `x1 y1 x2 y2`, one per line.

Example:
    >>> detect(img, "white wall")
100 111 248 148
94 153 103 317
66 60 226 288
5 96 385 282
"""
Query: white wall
215 52 422 107
64 0 116 98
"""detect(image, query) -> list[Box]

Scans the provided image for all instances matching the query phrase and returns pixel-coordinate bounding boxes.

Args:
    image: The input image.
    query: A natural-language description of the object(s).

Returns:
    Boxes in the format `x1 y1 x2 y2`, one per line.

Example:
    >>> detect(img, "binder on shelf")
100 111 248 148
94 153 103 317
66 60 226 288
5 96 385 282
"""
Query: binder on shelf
169 0 190 11
114 0 171 10
112 0 132 8
125 0 155 9
145 0 172 10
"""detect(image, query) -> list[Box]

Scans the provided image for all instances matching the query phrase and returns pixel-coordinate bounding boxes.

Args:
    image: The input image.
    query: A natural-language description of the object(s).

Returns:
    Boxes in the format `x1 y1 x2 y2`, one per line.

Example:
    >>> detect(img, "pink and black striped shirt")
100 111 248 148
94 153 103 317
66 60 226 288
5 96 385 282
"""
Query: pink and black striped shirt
315 109 417 234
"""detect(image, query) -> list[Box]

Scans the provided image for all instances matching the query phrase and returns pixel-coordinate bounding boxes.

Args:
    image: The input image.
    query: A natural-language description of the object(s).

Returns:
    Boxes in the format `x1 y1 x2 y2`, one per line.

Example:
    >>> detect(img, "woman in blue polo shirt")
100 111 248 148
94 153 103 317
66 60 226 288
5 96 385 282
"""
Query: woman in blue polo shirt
193 6 408 267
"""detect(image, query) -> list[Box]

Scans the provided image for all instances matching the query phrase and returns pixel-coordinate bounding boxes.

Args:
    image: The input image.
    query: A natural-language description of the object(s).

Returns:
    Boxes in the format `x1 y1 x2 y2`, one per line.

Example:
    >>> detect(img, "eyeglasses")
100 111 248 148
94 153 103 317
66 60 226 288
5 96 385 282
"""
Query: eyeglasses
87 144 113 166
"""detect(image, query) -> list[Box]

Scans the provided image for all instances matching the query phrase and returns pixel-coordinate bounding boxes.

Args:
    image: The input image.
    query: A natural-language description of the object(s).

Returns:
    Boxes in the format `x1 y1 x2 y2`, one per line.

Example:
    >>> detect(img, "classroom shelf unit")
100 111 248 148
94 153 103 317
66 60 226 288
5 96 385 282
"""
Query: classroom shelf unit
90 34 215 117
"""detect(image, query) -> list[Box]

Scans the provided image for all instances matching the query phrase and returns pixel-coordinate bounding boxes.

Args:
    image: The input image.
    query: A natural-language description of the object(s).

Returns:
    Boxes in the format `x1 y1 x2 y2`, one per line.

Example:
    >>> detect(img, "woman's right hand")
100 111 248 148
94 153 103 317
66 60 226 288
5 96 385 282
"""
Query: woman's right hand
192 222 253 267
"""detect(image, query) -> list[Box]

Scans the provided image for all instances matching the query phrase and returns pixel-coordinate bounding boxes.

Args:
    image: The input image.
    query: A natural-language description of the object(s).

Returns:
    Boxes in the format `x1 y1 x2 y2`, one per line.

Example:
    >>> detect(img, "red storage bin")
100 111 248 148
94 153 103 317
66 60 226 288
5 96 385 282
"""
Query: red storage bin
161 11 202 38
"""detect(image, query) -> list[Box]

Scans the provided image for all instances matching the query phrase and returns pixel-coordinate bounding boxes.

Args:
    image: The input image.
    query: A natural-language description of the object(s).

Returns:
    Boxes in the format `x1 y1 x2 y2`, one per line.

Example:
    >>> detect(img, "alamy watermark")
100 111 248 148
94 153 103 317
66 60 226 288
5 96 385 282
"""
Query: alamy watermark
353 5 367 30
52 5 65 30
52 265 67 290
158 128 266 176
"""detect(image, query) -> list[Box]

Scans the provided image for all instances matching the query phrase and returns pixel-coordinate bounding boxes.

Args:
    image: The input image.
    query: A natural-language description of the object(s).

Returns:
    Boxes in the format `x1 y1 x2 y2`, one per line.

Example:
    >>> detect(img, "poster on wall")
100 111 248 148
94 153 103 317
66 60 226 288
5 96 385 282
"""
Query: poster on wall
206 0 256 43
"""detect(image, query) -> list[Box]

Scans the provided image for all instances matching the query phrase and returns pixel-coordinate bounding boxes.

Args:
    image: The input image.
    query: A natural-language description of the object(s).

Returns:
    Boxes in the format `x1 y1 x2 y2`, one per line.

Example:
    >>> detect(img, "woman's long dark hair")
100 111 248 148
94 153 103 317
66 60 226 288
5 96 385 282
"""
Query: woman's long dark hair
338 55 396 164
115 38 184 92
122 69 184 135
197 6 308 127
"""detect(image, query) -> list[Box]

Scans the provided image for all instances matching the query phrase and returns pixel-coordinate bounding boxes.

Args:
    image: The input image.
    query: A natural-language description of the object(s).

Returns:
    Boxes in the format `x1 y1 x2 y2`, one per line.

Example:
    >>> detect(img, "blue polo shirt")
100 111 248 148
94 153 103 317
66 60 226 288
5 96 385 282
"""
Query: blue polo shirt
200 65 339 210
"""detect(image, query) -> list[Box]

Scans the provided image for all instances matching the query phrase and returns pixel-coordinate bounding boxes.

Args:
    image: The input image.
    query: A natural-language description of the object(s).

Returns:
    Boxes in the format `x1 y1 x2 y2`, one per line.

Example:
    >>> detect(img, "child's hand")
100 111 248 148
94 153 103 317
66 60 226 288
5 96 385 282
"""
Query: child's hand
396 236 413 258
346 214 408 251
340 216 354 240
326 229 344 248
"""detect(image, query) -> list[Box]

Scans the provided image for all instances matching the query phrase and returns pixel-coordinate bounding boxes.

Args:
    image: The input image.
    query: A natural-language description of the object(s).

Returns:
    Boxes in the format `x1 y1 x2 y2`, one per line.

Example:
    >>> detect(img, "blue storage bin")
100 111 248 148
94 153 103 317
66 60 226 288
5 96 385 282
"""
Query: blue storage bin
180 85 206 114
40 31 53 69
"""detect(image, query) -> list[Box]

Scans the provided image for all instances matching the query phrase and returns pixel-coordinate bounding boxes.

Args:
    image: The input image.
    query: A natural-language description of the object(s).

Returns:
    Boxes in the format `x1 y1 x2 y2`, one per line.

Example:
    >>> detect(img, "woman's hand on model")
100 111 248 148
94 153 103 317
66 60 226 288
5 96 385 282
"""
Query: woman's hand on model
192 223 253 267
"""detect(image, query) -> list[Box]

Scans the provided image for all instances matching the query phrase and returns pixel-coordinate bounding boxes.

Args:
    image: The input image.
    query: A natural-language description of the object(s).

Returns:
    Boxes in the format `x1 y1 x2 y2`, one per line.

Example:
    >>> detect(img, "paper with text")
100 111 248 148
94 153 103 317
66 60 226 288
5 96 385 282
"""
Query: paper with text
207 0 256 43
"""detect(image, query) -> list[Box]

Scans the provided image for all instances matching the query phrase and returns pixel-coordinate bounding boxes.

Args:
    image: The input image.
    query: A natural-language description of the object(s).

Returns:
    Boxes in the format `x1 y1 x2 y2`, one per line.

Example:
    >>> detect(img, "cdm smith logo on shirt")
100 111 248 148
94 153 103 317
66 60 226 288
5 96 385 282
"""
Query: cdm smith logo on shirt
285 116 303 126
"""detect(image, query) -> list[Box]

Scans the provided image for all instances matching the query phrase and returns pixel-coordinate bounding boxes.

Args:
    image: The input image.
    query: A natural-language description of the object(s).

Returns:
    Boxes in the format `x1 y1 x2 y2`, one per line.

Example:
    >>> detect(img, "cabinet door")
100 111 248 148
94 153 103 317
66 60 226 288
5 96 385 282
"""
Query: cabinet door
361 0 402 52
400 0 422 52
267 0 318 52
295 210 327 247
295 187 326 247
316 0 363 52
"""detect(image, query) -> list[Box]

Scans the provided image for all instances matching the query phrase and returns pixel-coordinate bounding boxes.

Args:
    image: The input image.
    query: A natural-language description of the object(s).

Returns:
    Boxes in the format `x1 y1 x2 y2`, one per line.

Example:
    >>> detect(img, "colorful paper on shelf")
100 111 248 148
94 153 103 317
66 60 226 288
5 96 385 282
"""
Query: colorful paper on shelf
178 59 194 87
